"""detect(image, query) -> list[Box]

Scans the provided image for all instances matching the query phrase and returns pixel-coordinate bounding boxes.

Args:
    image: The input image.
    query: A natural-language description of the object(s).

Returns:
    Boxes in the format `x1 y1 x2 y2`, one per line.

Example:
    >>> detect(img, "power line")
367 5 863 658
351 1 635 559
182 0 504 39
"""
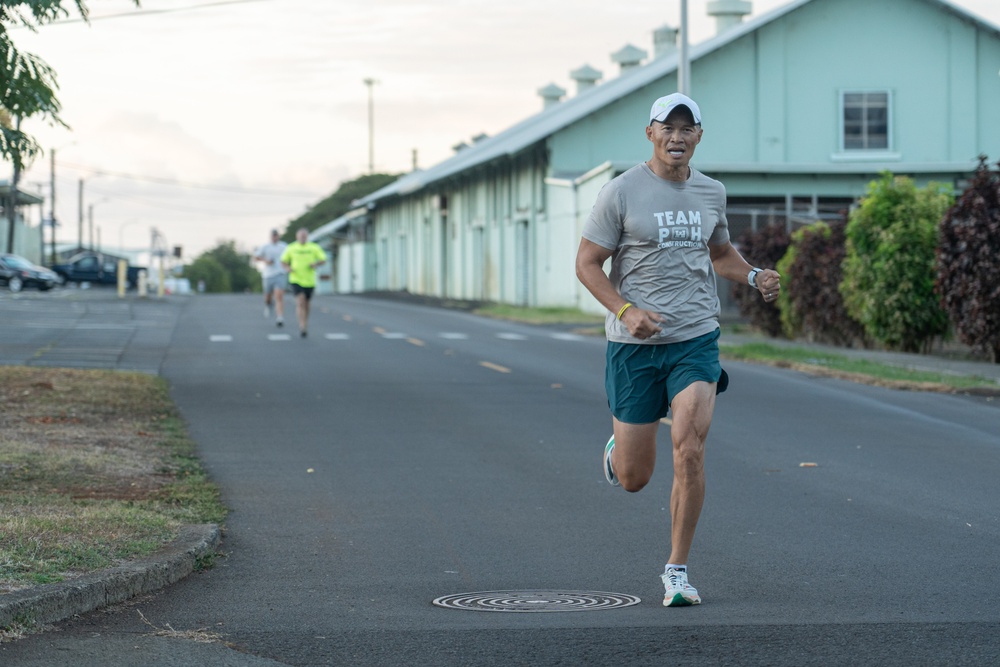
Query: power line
40 0 273 26
82 185 301 217
56 161 322 198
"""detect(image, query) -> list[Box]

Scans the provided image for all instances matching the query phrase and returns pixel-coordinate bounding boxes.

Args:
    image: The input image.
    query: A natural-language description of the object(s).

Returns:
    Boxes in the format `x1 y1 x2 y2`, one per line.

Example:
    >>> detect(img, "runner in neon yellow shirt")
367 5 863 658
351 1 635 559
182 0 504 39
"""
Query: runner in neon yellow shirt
280 228 327 337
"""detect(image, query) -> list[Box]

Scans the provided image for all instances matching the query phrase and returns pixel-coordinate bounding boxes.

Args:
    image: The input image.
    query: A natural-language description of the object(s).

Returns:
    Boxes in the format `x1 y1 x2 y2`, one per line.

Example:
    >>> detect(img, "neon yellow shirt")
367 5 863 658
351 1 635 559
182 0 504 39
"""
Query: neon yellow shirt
280 242 327 288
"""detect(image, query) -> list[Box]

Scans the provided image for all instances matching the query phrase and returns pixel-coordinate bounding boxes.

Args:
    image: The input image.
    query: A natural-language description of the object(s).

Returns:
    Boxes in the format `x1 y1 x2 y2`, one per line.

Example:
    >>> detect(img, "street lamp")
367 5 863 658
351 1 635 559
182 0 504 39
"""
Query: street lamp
48 141 76 264
363 77 379 173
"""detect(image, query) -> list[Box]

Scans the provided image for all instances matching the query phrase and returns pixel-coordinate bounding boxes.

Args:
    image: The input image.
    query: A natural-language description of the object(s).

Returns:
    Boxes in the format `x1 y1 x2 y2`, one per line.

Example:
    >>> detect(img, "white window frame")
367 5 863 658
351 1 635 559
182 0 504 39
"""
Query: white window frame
837 89 895 156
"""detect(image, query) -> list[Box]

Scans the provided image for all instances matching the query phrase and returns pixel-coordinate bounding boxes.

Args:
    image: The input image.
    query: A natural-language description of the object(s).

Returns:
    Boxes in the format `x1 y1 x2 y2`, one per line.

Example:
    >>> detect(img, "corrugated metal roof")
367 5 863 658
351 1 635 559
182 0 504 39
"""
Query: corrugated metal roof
309 207 367 242
355 0 998 208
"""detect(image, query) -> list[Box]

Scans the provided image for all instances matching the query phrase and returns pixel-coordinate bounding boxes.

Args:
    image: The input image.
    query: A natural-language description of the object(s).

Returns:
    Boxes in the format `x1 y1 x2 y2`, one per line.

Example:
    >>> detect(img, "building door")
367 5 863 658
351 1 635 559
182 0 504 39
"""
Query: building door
514 219 530 307
398 234 408 291
472 226 484 300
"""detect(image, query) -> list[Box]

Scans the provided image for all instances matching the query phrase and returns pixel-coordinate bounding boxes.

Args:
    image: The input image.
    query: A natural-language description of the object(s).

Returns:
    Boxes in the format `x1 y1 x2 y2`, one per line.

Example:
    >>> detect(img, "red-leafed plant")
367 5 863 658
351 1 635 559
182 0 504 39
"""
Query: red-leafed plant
937 156 1000 363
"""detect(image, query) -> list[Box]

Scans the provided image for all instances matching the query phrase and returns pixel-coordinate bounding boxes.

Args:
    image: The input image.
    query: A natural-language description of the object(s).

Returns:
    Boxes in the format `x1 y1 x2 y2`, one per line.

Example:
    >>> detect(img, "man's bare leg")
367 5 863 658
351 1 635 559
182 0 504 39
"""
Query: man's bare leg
665 381 716 565
610 419 659 492
296 293 308 332
274 288 285 321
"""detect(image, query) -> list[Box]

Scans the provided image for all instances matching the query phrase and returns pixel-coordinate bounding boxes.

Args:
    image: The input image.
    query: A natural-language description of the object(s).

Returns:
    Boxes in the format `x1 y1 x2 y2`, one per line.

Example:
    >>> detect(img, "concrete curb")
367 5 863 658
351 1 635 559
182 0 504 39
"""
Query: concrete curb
0 524 221 630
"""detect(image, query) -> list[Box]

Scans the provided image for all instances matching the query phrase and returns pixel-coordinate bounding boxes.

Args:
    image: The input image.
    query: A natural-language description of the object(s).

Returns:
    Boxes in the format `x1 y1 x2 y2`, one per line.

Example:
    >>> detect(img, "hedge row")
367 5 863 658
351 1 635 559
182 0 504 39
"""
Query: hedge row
731 159 999 361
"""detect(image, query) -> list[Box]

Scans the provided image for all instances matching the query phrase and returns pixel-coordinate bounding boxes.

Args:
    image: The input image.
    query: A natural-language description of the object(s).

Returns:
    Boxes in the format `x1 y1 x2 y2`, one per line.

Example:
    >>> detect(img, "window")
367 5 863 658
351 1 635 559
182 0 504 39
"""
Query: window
842 91 889 151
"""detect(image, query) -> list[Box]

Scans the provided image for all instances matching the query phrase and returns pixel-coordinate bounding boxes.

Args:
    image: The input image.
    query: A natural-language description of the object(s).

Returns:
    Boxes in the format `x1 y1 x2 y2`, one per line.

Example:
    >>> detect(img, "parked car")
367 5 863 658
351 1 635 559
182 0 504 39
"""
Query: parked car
0 254 59 292
51 251 144 289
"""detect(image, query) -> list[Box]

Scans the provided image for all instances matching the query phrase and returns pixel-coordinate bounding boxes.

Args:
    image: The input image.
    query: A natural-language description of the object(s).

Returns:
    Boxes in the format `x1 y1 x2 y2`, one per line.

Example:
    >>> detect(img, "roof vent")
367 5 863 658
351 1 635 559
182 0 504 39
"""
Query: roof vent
610 44 647 74
653 25 679 58
537 82 566 109
707 0 752 34
569 64 602 94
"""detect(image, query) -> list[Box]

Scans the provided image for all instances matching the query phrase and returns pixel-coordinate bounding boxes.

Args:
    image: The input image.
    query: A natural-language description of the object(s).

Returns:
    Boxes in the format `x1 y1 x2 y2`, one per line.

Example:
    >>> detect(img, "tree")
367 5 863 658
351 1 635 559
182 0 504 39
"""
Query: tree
1 1 138 170
184 255 229 294
936 156 1000 362
182 240 258 293
841 173 952 353
283 172 398 240
203 241 260 293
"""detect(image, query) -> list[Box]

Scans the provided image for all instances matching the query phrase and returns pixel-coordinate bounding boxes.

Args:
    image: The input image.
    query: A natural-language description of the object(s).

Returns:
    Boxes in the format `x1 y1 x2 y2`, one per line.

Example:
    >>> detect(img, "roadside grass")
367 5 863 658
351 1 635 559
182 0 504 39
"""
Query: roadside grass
473 303 605 326
719 342 999 393
0 367 226 595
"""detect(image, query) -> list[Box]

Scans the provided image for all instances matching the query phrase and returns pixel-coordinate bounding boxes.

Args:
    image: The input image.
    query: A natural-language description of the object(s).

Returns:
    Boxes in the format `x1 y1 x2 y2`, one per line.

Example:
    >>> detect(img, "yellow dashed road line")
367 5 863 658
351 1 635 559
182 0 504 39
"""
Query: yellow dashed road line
479 361 511 374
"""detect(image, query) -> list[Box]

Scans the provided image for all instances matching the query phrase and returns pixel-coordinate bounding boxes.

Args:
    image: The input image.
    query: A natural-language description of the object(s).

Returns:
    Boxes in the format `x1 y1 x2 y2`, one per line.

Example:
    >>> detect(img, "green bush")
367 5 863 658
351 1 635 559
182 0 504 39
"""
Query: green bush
183 256 230 293
936 156 1000 362
841 173 952 353
182 241 260 293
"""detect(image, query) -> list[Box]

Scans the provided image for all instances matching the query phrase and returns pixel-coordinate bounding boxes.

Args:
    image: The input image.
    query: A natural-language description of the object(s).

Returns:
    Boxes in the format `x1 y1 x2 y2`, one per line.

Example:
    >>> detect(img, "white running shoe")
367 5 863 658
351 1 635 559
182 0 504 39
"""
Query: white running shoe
661 567 701 607
603 435 619 486
264 305 271 318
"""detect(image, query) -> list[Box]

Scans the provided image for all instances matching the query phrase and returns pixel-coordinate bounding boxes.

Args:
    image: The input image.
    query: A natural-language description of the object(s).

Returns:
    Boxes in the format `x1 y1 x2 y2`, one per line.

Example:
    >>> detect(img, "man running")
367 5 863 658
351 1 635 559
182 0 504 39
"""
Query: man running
576 93 781 607
280 228 327 338
254 229 288 327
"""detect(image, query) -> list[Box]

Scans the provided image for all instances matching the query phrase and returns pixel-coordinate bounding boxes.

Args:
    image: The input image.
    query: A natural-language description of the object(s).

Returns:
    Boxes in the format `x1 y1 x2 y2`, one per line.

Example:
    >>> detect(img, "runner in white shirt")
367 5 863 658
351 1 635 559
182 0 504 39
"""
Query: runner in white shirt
254 229 289 327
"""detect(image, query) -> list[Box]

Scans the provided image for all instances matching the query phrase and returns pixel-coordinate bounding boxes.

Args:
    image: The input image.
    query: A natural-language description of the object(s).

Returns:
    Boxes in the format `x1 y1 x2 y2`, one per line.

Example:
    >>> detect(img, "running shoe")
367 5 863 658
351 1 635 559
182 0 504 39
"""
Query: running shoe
603 435 619 486
264 305 271 318
300 330 307 338
276 317 284 327
661 567 701 607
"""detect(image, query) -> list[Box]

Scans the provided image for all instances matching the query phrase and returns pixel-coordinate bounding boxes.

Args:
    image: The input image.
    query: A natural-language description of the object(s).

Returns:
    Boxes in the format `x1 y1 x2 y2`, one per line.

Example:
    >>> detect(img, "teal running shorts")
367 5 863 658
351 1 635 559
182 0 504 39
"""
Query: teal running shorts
605 328 729 424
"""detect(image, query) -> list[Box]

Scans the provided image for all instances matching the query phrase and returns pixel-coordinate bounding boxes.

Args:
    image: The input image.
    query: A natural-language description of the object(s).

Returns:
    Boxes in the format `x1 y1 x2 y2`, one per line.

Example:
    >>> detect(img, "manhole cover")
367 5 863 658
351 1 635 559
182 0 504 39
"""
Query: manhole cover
432 590 641 612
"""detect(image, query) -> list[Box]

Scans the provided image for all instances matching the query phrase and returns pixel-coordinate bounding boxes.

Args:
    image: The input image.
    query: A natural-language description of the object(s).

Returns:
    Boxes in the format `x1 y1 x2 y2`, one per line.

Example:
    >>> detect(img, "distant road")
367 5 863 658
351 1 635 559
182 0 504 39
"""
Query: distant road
3 292 999 666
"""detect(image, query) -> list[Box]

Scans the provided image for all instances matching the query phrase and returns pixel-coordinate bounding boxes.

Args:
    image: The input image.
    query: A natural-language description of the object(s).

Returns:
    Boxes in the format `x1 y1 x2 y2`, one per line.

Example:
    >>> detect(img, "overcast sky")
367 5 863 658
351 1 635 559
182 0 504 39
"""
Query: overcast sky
9 0 1000 260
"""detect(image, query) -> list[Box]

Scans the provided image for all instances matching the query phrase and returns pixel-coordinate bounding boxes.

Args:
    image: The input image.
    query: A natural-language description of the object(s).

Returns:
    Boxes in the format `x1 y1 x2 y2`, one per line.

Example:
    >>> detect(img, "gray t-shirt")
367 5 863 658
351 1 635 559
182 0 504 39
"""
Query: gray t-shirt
582 163 730 344
256 241 288 278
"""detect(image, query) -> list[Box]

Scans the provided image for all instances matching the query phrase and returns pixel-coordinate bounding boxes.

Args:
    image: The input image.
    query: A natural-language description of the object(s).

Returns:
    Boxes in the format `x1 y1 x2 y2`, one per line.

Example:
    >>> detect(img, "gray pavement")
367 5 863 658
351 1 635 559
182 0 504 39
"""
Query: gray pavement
0 285 186 374
2 287 999 657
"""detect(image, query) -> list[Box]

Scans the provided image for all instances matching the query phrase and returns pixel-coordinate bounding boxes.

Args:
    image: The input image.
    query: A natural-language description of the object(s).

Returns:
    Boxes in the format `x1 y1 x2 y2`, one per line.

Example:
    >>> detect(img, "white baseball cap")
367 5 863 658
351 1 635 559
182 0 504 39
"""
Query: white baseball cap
649 93 702 125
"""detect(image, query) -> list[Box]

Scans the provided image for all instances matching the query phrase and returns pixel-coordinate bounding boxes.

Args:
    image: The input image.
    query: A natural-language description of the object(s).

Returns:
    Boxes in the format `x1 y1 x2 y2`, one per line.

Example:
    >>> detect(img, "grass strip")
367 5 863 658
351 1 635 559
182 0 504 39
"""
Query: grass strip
0 367 227 594
721 342 998 392
473 303 605 325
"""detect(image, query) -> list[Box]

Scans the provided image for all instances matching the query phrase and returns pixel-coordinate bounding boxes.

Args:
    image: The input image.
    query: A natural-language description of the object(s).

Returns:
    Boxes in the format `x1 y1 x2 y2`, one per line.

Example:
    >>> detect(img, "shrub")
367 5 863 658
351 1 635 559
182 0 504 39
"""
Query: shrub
777 217 866 346
731 223 790 337
841 173 952 353
936 156 1000 362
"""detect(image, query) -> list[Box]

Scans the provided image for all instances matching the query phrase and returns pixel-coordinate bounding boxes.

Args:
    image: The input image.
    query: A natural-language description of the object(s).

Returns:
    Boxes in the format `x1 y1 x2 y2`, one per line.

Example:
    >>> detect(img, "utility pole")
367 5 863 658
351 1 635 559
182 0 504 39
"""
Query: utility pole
49 149 57 264
77 178 84 252
679 0 690 95
363 77 379 173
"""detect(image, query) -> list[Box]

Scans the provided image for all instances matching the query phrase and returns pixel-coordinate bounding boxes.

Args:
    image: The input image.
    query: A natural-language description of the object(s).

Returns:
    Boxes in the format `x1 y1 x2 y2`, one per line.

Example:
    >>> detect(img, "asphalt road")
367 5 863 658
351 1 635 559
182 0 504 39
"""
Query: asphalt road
2 290 999 666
